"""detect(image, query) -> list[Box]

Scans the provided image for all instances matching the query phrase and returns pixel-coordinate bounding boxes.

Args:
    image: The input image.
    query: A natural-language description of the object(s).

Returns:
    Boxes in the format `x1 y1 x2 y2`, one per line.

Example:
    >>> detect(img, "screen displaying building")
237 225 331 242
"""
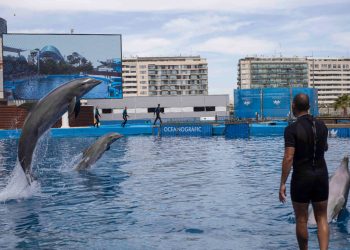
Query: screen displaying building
2 34 122 100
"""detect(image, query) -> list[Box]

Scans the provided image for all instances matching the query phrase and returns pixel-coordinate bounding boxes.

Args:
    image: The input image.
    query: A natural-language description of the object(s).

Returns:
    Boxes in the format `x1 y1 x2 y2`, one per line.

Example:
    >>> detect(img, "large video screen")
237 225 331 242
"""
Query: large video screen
2 34 122 100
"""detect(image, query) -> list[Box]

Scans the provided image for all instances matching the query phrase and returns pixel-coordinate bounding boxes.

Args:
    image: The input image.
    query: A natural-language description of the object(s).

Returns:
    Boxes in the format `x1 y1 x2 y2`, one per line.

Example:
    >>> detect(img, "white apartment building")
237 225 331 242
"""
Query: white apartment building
122 56 208 97
309 58 350 105
237 57 350 106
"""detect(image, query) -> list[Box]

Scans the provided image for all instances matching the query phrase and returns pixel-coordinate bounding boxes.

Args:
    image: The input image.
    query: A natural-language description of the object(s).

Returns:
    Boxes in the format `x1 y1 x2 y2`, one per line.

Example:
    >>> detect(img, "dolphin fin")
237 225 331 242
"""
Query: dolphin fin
18 102 37 112
68 96 76 115
331 196 345 221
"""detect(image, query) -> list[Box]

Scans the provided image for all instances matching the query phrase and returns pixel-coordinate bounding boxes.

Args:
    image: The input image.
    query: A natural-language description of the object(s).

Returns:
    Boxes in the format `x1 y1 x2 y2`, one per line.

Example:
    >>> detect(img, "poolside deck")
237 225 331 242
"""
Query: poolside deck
0 122 349 139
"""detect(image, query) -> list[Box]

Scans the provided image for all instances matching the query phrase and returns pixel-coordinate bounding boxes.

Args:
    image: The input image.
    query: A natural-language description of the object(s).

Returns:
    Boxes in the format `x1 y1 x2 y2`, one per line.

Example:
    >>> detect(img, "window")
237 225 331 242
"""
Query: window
102 109 113 114
205 106 215 111
140 71 147 74
148 107 164 113
194 106 205 112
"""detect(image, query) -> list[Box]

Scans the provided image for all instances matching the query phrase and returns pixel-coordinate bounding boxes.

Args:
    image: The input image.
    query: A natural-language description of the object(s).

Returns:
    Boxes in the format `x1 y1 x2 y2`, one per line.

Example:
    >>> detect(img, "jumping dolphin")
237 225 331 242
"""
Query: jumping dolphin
308 157 350 225
18 78 101 182
75 132 123 170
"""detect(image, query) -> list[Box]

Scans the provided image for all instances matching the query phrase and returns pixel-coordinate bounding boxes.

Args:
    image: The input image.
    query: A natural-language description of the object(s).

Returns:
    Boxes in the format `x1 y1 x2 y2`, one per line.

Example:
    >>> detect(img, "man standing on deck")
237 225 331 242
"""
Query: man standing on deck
121 106 129 127
279 93 329 250
153 104 163 125
94 106 101 128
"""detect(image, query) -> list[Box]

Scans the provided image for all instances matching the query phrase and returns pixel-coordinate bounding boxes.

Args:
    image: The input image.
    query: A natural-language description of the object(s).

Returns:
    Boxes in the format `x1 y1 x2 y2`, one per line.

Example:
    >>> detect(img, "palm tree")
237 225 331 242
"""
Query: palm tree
334 94 350 116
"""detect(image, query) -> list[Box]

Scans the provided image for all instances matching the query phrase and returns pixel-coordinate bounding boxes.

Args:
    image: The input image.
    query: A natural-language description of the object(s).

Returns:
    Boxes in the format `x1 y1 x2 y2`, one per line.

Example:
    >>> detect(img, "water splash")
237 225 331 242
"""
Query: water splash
0 162 40 202
59 152 83 172
0 130 52 202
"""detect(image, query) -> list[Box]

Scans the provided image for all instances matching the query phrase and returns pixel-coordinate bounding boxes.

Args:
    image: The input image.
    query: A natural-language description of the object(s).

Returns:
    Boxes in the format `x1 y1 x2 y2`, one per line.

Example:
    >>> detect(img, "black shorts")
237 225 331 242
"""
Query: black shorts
291 171 329 203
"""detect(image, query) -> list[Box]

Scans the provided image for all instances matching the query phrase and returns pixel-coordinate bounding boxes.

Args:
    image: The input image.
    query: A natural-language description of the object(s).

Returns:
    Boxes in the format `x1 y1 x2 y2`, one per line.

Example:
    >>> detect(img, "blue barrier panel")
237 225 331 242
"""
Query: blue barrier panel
234 88 319 118
333 128 349 138
262 88 290 118
250 123 287 136
160 124 213 136
225 123 249 138
234 89 261 119
213 125 225 135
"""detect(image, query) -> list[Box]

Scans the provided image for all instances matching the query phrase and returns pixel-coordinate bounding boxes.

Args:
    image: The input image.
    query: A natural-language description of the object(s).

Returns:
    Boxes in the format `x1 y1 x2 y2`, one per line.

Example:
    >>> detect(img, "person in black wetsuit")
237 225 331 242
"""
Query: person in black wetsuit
94 106 101 128
279 93 329 250
153 104 163 125
121 106 129 127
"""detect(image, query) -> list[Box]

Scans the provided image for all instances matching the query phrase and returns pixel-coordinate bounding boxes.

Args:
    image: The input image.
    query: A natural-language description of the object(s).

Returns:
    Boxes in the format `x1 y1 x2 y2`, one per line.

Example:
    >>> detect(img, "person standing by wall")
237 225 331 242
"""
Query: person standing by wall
279 93 329 250
153 104 163 125
94 106 101 128
121 106 129 127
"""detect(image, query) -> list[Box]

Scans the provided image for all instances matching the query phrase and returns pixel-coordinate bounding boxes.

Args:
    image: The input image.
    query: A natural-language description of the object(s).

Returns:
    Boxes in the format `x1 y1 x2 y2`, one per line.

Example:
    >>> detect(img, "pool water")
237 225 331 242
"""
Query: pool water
0 136 349 249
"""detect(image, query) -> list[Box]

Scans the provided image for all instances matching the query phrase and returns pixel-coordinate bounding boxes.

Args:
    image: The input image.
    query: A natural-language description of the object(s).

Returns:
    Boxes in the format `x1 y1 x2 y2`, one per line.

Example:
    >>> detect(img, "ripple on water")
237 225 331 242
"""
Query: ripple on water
0 136 348 249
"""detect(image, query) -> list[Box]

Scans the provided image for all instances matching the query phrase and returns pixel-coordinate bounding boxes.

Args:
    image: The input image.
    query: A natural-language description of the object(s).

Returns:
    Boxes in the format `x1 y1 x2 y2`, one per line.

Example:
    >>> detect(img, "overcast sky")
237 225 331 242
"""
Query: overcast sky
1 0 350 97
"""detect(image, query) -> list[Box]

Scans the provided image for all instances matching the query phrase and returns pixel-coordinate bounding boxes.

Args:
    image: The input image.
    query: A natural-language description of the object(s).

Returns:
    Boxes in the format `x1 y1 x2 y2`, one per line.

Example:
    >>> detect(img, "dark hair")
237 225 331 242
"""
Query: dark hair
293 93 310 111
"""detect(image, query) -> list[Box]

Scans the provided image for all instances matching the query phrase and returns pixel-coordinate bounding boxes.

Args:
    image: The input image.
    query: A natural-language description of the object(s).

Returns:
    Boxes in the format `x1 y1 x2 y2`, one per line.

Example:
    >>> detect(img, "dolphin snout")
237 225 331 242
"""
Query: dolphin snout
85 78 102 87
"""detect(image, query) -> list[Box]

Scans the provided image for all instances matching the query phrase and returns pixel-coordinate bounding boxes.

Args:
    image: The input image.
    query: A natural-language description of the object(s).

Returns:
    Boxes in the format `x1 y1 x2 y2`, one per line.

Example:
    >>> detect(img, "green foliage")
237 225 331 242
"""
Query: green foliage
334 94 350 116
39 52 94 75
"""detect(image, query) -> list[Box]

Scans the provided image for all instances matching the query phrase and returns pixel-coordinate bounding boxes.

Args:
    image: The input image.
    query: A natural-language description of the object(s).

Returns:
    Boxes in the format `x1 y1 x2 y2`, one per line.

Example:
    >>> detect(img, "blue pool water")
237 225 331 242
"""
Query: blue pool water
5 75 118 99
0 136 349 249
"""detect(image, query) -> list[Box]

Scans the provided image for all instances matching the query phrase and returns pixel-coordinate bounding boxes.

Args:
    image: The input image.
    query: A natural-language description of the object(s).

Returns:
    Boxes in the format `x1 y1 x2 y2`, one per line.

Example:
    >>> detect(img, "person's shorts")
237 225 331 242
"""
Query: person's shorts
291 172 329 203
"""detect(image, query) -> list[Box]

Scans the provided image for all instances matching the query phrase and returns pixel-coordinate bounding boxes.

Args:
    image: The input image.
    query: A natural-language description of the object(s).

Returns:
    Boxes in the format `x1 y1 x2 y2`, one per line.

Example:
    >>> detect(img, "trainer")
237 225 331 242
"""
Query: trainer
153 104 163 125
279 93 329 250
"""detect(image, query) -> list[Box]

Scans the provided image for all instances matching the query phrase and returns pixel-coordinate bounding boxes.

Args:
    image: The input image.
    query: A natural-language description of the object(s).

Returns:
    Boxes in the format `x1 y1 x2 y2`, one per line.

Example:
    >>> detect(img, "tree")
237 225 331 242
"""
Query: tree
334 94 350 116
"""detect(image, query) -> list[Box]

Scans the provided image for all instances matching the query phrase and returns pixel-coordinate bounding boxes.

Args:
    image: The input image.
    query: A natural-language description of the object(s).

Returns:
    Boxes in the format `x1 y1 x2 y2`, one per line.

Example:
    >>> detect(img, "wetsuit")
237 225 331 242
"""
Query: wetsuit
154 106 162 125
94 108 101 128
284 114 329 203
121 109 128 127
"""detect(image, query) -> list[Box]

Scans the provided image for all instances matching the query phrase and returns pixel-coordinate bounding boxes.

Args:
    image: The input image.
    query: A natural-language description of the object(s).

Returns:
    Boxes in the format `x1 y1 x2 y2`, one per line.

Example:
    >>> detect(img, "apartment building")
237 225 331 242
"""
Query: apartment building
237 57 308 89
122 56 208 97
237 57 350 106
309 58 350 105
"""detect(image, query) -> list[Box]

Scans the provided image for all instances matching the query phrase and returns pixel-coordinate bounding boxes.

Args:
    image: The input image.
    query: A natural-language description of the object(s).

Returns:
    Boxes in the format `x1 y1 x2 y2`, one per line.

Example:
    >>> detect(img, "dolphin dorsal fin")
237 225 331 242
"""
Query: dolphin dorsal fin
68 96 77 115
